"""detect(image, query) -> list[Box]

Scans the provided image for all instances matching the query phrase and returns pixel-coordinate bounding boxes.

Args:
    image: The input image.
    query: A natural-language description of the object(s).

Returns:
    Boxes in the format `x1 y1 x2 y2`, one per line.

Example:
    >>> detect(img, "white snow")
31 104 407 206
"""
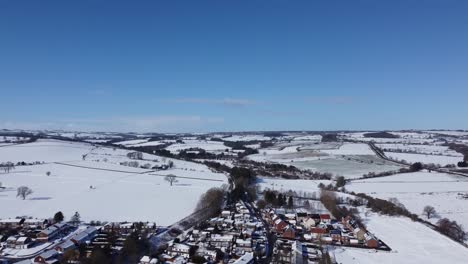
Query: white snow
333 212 468 264
347 171 468 228
114 138 150 146
0 140 227 225
165 140 230 154
385 152 462 166
320 143 375 156
0 139 94 163
222 135 271 142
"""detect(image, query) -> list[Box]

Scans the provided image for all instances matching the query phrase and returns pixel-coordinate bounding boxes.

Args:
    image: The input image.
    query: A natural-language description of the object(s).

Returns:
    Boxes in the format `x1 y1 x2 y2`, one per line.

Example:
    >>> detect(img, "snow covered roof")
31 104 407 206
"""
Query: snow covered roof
16 237 30 243
38 249 59 260
140 256 151 262
233 252 254 264
0 218 23 223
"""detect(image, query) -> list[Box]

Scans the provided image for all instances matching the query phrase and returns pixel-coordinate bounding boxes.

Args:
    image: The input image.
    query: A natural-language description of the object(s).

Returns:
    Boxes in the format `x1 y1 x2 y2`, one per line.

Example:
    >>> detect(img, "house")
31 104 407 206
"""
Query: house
310 227 327 234
310 214 321 223
36 223 68 242
319 214 331 224
301 218 316 229
209 234 234 248
353 228 366 241
274 219 288 233
55 239 76 253
34 249 60 264
167 243 191 258
0 218 24 228
6 236 17 248
365 234 379 248
139 256 157 264
296 212 308 223
284 214 296 222
282 227 296 239
221 210 231 218
235 238 252 253
330 230 341 242
23 218 47 229
15 237 32 249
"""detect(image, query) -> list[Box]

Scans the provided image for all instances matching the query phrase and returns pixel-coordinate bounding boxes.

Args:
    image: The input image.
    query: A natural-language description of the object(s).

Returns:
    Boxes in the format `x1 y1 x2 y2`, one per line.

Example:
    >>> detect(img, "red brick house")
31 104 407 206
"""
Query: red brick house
282 227 296 239
274 219 288 233
319 214 331 224
310 227 327 234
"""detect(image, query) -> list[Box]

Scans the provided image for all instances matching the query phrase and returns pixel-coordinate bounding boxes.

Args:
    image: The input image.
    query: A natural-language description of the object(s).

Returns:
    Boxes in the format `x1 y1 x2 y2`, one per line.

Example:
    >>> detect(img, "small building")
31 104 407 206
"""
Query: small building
167 243 191 258
353 228 366 241
282 227 296 240
319 214 331 224
310 227 327 234
36 223 68 242
274 219 288 233
34 249 60 264
6 236 17 248
15 237 32 249
365 234 379 248
55 239 76 253
310 214 321 223
330 230 341 242
301 218 316 229
0 218 24 228
139 256 157 264
296 212 308 223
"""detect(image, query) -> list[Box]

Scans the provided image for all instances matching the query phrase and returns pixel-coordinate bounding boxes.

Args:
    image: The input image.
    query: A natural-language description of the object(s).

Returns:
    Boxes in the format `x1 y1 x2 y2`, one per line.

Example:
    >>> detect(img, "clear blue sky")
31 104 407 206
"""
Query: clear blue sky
1 0 467 132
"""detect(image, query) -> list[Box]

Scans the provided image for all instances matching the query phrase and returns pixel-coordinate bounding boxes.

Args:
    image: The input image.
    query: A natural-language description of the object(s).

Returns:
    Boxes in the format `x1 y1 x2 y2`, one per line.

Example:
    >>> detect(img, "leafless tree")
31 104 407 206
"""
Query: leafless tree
196 187 225 217
164 174 178 186
168 160 174 168
423 205 436 219
437 218 466 242
46 171 51 176
17 186 33 200
1 162 15 173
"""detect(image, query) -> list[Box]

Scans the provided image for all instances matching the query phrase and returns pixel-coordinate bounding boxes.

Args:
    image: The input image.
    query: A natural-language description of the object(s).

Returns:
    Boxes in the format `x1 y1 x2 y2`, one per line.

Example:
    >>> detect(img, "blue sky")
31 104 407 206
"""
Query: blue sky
0 0 467 132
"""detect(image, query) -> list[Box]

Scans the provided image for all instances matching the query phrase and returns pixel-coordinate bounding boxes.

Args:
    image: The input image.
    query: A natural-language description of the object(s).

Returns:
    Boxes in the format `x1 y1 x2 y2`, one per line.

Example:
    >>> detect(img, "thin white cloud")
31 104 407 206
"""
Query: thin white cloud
161 97 256 107
1 115 224 133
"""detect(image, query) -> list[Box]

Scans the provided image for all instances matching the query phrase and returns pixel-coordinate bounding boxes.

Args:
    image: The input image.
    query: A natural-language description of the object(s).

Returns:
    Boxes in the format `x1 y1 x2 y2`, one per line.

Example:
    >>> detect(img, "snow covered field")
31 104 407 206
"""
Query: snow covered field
221 135 271 142
384 152 462 166
333 212 468 264
347 171 468 227
377 143 461 156
249 142 402 179
0 139 93 163
0 140 227 225
257 178 331 194
165 139 231 154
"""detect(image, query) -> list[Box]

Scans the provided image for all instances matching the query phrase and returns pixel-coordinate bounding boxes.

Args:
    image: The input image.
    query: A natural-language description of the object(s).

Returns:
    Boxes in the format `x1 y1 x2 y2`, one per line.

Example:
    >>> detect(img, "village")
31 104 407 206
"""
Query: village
0 195 390 264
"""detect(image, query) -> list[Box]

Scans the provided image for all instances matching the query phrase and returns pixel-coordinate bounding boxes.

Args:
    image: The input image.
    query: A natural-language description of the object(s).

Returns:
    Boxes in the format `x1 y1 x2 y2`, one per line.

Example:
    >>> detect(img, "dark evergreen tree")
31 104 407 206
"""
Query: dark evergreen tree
53 211 64 223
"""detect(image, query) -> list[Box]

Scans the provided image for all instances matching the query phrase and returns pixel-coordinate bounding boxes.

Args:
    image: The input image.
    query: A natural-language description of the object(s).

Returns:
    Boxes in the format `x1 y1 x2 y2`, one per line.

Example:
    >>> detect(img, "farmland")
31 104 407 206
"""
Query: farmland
0 140 227 225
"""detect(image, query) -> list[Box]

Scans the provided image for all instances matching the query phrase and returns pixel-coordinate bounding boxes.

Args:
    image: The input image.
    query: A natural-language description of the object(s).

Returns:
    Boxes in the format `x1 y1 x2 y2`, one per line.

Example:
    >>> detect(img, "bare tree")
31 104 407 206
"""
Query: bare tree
437 218 466 242
423 205 436 219
1 162 15 173
196 187 225 217
17 186 33 200
168 160 174 168
70 211 81 226
46 171 51 177
165 174 178 186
